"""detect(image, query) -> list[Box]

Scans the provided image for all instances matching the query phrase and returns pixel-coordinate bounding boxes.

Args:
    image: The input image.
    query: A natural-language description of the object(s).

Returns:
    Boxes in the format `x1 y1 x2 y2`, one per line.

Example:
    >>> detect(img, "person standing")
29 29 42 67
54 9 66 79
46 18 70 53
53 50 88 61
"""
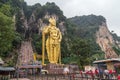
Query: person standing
63 66 70 74
95 68 99 78
104 69 109 79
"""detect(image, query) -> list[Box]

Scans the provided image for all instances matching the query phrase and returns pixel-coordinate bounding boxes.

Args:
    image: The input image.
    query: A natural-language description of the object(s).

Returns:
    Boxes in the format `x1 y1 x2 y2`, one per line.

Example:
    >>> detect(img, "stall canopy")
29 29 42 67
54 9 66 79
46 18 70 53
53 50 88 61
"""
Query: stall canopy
0 58 4 65
93 58 120 64
0 66 15 71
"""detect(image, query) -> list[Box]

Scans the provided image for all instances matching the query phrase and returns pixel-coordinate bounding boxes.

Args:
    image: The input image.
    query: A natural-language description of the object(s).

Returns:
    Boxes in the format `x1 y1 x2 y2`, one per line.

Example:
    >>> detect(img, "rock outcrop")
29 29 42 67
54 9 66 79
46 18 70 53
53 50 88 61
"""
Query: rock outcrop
17 9 66 65
96 23 118 59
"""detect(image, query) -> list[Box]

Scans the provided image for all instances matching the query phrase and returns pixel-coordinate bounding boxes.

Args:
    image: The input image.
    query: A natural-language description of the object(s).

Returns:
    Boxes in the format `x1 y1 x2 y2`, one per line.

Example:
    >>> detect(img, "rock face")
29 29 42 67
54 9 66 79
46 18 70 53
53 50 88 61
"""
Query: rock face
96 23 118 59
16 9 65 65
27 12 65 36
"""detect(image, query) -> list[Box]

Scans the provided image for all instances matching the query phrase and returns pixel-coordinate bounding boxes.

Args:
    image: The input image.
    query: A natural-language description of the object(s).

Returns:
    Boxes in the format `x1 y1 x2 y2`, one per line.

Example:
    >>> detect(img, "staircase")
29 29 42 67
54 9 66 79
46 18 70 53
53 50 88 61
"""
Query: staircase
17 41 34 65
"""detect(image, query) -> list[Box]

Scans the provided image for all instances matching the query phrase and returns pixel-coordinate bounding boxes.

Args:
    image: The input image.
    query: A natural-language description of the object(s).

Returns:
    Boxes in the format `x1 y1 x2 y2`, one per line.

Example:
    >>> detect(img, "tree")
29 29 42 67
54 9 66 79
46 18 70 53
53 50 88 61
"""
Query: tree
0 4 12 16
69 38 92 69
0 12 14 56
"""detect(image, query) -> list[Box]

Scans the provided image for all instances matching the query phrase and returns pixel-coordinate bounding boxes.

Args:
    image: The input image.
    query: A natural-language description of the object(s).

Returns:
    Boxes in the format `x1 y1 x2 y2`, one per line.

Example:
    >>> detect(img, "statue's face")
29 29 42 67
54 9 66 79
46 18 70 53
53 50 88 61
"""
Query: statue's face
49 18 56 26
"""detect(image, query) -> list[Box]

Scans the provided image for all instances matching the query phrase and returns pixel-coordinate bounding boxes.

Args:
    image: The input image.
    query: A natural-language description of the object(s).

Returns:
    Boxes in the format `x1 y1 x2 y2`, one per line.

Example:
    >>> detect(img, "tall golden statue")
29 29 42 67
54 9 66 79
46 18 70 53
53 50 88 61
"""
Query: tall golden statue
42 17 62 65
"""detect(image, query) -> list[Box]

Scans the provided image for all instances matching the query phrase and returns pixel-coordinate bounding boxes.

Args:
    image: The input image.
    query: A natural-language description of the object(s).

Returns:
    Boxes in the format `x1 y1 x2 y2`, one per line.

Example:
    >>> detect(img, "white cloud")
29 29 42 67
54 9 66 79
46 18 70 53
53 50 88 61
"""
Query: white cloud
24 0 120 36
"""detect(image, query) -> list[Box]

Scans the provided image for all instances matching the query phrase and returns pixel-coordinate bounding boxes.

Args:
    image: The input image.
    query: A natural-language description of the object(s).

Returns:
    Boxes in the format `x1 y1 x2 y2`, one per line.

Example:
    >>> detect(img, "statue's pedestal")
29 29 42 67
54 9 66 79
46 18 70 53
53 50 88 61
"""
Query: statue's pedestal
43 63 79 74
44 63 64 74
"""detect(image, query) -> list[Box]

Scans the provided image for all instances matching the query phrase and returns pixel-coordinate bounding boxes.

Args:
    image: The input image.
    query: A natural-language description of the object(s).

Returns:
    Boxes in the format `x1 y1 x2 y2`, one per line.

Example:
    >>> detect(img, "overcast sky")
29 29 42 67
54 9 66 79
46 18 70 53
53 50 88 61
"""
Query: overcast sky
24 0 120 36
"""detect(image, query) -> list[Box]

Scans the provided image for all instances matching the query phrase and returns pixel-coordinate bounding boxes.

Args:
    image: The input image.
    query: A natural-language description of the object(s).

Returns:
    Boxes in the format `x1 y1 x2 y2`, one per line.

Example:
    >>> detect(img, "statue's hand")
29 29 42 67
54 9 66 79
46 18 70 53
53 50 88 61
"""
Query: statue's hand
58 39 61 42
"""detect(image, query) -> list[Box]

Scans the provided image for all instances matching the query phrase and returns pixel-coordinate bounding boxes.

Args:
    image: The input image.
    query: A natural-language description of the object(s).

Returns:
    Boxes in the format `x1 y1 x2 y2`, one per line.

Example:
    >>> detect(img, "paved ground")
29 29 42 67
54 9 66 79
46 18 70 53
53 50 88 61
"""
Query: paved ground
10 78 30 80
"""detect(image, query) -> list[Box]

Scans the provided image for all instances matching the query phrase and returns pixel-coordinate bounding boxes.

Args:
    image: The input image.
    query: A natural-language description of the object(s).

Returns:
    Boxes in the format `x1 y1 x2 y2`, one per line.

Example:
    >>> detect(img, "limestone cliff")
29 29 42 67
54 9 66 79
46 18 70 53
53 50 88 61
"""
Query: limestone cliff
13 1 120 64
25 10 65 36
16 8 66 65
96 23 118 59
69 15 120 59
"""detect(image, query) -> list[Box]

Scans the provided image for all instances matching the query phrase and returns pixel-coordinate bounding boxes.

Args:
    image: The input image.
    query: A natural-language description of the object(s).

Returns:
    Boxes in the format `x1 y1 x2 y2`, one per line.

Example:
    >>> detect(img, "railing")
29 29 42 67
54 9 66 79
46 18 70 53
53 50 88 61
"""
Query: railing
0 76 9 80
37 73 117 80
10 71 118 80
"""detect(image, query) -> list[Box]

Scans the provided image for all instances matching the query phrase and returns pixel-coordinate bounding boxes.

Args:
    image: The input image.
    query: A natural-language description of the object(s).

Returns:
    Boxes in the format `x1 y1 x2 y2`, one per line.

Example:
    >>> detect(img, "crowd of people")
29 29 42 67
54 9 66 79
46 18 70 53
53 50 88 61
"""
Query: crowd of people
62 65 120 79
84 69 117 79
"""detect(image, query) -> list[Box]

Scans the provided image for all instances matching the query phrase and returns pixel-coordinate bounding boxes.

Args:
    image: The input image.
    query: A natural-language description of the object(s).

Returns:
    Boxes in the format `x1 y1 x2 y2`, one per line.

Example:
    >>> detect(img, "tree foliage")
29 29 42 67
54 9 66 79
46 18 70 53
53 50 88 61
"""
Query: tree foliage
111 32 120 41
0 4 12 16
112 46 120 56
70 38 91 69
0 12 14 55
69 15 106 27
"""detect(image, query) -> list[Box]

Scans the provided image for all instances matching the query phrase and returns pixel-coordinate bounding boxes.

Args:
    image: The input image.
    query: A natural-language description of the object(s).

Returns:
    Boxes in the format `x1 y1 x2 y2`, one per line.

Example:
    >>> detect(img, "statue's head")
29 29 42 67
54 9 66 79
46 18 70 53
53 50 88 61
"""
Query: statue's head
49 17 56 26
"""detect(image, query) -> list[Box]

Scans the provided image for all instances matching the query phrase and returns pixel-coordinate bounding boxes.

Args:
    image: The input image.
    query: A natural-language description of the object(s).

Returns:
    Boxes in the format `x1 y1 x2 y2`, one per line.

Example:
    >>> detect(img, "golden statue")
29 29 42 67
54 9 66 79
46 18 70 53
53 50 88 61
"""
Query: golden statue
42 17 62 65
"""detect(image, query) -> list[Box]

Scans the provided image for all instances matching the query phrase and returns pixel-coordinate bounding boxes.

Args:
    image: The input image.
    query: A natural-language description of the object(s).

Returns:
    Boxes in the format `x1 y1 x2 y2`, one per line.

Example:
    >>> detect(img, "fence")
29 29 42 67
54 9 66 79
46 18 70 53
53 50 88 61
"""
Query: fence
39 73 117 80
27 74 117 80
10 72 118 80
0 76 9 80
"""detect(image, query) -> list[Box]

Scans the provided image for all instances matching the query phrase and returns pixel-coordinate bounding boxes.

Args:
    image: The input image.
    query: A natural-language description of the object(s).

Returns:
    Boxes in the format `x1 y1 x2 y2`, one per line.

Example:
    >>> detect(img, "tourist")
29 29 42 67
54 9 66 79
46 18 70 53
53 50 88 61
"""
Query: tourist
63 66 69 74
89 70 94 79
117 75 120 80
104 69 109 79
95 68 99 78
99 68 104 78
79 70 83 78
109 70 113 79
